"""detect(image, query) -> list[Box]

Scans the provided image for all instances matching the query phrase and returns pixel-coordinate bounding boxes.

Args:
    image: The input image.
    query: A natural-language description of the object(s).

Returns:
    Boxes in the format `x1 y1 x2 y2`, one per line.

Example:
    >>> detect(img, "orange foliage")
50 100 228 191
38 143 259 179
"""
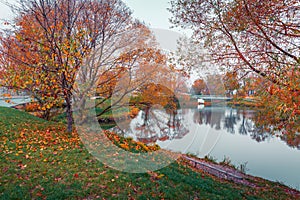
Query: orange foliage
129 107 140 118
103 131 160 153
25 102 40 112
192 79 208 95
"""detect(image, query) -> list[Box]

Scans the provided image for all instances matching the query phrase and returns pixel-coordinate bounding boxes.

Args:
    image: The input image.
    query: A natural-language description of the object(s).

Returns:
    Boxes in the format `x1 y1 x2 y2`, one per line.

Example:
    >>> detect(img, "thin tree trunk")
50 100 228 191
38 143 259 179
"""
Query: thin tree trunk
42 109 51 120
65 93 73 133
144 106 150 126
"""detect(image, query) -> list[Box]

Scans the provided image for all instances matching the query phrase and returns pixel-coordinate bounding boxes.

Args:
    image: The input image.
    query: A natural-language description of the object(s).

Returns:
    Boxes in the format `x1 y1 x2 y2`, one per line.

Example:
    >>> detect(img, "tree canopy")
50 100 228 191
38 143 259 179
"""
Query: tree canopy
169 0 300 134
0 0 165 132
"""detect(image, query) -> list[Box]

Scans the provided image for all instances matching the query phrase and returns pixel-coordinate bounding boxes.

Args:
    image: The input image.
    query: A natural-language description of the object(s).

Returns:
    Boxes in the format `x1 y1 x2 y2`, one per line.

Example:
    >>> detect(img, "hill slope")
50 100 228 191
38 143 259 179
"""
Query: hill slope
0 107 299 199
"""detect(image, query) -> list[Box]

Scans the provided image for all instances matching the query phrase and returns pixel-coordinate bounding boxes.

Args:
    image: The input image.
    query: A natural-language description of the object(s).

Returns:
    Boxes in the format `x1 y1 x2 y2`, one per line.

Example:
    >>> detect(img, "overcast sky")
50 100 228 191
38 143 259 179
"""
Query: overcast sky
125 0 174 30
0 0 178 30
0 0 189 48
0 1 14 20
0 0 198 80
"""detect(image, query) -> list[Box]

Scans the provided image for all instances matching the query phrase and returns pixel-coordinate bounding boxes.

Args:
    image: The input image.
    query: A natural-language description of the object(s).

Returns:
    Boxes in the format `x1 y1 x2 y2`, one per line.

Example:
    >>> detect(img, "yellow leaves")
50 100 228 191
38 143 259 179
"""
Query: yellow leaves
130 107 140 118
141 144 149 151
157 174 165 179
147 171 165 181
103 130 160 153
119 143 130 150
20 131 26 138
24 79 33 85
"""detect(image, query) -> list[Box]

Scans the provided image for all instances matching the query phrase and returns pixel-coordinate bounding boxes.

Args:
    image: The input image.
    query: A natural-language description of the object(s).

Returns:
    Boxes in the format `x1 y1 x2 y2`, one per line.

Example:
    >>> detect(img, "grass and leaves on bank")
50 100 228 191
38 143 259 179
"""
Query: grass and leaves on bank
1 107 299 199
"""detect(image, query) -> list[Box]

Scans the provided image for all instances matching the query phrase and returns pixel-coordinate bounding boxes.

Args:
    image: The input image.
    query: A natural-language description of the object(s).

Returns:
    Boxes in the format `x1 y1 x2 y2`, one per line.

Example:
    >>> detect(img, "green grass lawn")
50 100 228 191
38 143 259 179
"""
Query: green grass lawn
52 106 129 124
0 107 299 199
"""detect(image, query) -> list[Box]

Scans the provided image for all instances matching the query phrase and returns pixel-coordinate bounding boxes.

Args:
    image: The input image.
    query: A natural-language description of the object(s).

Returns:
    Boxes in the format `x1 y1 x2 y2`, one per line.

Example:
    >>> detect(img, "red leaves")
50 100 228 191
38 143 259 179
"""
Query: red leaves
2 167 9 173
17 162 27 170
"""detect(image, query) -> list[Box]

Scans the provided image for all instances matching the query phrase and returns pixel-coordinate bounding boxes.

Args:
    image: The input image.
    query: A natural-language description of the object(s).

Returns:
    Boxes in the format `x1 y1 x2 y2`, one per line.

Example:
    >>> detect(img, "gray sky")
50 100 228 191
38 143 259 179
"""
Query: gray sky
0 0 178 31
0 0 197 81
0 1 14 20
0 0 188 47
125 0 174 30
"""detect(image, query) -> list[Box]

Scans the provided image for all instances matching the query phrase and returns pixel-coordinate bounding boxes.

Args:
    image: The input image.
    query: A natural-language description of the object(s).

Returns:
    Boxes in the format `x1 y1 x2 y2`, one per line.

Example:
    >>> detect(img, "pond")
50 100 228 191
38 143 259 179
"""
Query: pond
110 106 300 190
0 97 32 107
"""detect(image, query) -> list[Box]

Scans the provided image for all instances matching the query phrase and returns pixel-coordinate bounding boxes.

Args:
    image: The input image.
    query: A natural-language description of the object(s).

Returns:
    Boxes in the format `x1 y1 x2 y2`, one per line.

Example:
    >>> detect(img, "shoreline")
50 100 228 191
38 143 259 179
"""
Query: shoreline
180 154 300 195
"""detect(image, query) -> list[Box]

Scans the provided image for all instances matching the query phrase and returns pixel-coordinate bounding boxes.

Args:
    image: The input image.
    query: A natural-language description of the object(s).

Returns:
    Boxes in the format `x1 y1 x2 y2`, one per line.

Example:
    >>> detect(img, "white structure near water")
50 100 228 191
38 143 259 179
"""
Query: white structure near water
197 98 205 104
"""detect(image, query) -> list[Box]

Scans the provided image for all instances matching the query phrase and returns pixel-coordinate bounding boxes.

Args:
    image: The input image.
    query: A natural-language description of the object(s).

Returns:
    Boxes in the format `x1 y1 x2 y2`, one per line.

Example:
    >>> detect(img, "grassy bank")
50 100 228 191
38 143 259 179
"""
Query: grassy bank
0 107 299 199
227 96 262 108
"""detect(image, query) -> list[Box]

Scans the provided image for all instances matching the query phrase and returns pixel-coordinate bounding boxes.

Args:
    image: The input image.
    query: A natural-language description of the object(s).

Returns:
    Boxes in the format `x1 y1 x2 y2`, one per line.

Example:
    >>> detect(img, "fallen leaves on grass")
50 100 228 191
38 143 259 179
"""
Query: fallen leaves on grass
103 130 160 153
1 125 81 155
147 171 165 181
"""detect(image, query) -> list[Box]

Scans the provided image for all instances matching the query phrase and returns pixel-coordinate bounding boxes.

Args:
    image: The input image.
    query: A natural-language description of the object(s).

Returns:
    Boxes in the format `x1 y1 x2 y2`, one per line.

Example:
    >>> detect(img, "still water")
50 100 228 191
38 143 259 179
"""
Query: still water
0 97 31 107
111 106 300 190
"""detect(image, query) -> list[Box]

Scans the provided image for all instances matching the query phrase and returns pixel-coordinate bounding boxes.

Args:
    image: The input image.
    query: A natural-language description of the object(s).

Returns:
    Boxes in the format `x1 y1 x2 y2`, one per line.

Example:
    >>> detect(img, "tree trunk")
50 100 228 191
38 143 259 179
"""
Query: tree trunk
42 109 51 120
143 106 150 126
65 93 73 133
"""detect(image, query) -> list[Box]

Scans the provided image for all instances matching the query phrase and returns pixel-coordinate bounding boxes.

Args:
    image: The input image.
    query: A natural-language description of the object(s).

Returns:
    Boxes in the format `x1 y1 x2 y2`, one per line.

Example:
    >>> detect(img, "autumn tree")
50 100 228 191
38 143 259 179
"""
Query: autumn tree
73 22 160 119
191 79 208 95
139 83 178 111
135 60 188 114
170 0 300 132
0 0 147 132
169 0 300 85
0 20 64 119
223 71 240 96
100 49 188 128
90 46 172 120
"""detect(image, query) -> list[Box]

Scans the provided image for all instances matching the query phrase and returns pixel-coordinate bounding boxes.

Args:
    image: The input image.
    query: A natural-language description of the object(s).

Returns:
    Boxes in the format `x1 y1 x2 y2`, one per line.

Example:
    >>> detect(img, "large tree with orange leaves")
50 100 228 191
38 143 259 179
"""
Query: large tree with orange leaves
0 0 157 132
192 79 208 95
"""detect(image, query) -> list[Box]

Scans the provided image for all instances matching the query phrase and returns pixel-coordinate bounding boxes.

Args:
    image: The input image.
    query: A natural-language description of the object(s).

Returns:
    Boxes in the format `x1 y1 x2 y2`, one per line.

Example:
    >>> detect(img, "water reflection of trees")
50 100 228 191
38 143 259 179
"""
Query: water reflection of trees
254 111 300 149
112 107 300 149
193 108 223 130
193 108 300 149
193 108 240 134
224 109 239 134
112 108 189 144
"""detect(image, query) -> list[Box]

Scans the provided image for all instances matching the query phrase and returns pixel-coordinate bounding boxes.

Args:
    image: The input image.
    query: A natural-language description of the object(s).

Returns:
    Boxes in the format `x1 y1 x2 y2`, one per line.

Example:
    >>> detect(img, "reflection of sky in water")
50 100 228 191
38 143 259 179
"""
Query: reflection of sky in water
0 98 32 107
112 107 300 191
